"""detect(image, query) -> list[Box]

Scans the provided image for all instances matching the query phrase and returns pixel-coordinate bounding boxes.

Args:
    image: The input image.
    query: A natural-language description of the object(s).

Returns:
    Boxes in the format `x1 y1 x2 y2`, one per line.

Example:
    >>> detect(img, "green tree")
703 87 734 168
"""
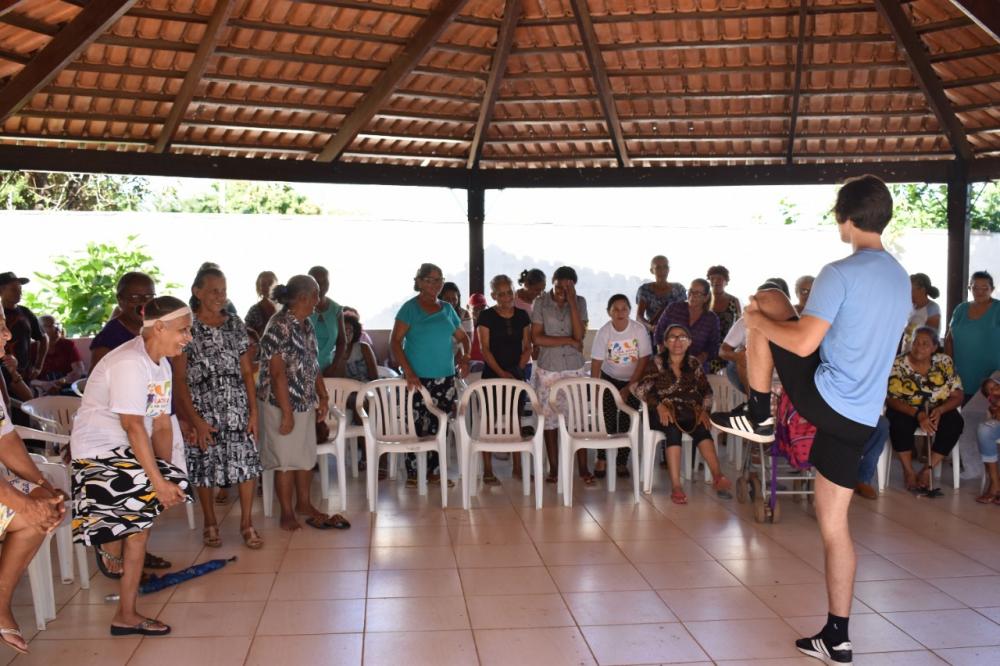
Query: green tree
890 182 1000 232
23 235 176 337
157 181 321 214
0 171 150 210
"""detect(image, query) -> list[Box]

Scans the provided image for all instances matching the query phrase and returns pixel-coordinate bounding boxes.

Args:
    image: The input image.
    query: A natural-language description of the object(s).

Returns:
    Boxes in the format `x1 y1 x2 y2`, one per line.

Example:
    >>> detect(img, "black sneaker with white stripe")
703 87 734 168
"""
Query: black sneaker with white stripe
710 403 775 443
795 633 853 665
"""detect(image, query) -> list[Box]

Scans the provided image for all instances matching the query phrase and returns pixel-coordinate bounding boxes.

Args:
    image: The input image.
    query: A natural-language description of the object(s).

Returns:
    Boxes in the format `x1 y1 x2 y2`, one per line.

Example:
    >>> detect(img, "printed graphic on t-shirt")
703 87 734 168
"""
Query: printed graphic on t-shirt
608 338 640 366
0 402 9 436
146 379 172 418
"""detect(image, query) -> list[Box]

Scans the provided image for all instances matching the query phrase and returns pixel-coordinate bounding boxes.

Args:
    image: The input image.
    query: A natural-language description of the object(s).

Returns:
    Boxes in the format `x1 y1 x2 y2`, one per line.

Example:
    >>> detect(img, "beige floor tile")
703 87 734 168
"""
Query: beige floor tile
683 618 802 660
603 520 688 542
367 569 463 598
749 584 871 618
853 579 966 613
933 645 1000 666
475 627 597 666
447 506 522 525
65 571 175 606
565 590 677 625
965 549 1000 572
784 613 922 654
927 575 1000 607
256 598 365 635
372 509 448 528
720 558 824 586
127 636 251 666
890 551 995 579
167 572 275 603
658 586 776 622
245 633 363 665
582 622 709 664
523 520 611 543
536 541 628 566
978 606 1000 623
37 602 164 640
616 539 712 563
194 548 286 575
286 525 371 549
850 650 948 664
156 601 265 637
883 608 1000 649
279 547 370 572
466 593 573 629
370 525 452 547
370 545 456 570
853 555 917 582
268 571 367 600
365 596 470 632
714 657 817 665
450 522 532 545
454 543 542 568
362 630 479 666
11 638 140 666
637 560 742 589
458 566 558 596
695 536 792 560
855 532 952 555
549 564 651 593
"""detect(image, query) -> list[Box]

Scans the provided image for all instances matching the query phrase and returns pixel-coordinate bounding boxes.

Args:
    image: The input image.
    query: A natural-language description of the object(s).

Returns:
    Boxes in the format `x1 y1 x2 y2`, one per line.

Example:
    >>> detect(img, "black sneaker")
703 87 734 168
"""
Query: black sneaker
710 403 775 443
795 633 853 665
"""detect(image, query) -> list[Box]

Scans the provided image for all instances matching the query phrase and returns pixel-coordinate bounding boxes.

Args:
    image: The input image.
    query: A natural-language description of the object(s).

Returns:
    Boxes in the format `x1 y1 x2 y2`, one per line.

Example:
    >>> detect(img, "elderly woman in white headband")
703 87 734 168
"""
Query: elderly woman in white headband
71 296 194 638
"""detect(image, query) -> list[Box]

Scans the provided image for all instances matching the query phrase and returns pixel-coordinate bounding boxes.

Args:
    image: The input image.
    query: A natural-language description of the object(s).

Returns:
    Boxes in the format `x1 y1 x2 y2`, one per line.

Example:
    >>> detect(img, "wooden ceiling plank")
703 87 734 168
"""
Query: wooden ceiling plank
569 0 630 167
949 0 1000 43
787 0 810 164
154 0 236 154
874 0 973 162
0 0 26 19
0 0 137 123
467 0 520 169
316 0 470 163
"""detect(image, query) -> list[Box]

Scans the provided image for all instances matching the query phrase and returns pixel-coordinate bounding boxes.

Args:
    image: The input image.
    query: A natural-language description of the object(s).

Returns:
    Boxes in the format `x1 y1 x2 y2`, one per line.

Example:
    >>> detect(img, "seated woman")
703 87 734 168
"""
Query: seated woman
32 315 85 395
885 326 964 492
976 371 1000 504
590 294 651 479
634 324 732 503
0 311 66 656
71 296 193 638
654 278 721 372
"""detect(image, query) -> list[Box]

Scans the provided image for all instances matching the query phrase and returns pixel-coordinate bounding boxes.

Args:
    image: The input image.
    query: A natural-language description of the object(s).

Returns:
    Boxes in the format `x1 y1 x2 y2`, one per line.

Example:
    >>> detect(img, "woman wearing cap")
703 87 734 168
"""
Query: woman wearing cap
902 273 941 352
654 278 721 372
634 323 732 504
71 296 193 637
976 372 1000 503
531 266 590 484
886 326 964 493
945 271 1000 402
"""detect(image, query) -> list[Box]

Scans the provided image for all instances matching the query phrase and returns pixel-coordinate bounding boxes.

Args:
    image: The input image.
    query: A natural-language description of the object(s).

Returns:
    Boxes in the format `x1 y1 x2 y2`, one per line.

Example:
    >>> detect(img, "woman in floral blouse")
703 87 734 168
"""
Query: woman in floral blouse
886 326 964 492
635 324 732 504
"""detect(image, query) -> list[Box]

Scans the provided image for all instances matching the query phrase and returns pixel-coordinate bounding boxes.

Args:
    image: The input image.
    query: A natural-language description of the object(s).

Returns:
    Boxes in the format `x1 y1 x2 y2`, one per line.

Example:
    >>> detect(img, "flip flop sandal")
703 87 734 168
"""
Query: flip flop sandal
203 526 222 548
593 462 607 479
214 492 229 505
305 514 351 530
919 488 944 498
110 618 171 636
143 552 172 569
483 474 501 486
0 627 28 655
975 493 996 504
581 474 597 487
405 477 418 488
305 516 336 530
95 545 124 580
428 476 455 488
241 527 264 550
617 465 631 479
671 490 688 505
545 475 559 484
328 513 351 529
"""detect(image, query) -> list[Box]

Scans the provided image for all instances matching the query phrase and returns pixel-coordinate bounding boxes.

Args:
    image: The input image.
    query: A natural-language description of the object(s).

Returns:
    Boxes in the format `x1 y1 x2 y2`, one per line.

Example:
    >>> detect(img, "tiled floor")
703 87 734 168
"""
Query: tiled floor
6 451 1000 665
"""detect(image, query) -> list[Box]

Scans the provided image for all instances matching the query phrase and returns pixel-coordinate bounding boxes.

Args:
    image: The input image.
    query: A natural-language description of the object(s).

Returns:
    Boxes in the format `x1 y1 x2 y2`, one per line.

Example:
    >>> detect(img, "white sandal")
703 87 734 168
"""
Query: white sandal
0 627 28 655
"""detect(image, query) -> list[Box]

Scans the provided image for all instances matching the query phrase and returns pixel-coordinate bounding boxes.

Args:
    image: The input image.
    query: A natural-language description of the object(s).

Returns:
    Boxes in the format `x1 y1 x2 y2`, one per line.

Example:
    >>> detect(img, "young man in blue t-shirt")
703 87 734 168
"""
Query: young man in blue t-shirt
712 175 910 665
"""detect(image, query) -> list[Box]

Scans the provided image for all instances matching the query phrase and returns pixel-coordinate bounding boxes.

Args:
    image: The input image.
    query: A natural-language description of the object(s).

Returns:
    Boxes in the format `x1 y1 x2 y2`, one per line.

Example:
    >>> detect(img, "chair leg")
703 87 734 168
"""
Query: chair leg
876 443 890 491
337 441 348 513
631 444 641 504
439 444 448 508
417 453 428 496
27 546 50 631
262 469 274 518
521 451 531 497
681 436 693 480
318 453 330 501
952 445 961 490
75 543 90 589
533 448 544 509
55 524 74 583
562 445 573 508
349 436 359 479
462 445 472 510
389 453 398 480
606 448 616 493
186 501 196 530
367 447 378 513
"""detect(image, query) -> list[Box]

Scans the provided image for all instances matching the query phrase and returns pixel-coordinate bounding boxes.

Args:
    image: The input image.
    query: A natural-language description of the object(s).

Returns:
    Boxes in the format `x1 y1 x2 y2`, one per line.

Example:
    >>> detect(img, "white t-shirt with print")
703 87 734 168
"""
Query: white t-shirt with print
71 336 173 459
723 317 747 351
590 319 652 381
0 402 13 438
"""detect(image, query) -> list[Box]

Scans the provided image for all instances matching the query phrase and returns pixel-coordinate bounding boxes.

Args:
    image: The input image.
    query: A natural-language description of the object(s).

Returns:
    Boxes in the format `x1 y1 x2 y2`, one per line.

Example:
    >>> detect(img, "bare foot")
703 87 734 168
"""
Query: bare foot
279 514 302 531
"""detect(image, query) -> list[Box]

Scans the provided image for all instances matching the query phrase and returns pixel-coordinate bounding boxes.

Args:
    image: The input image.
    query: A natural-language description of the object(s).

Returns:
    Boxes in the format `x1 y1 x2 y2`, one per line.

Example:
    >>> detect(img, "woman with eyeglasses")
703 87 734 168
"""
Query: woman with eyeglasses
653 278 721 372
391 263 471 487
89 272 156 372
635 324 732 504
945 270 1000 402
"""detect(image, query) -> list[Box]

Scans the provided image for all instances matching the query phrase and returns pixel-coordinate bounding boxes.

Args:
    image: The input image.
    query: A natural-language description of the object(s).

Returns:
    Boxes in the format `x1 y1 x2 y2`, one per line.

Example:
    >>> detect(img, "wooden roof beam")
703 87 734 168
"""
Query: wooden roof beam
949 1 1000 43
467 0 520 169
874 0 972 162
0 0 136 124
786 0 810 164
0 1 26 19
569 0 630 167
316 0 470 163
154 0 235 154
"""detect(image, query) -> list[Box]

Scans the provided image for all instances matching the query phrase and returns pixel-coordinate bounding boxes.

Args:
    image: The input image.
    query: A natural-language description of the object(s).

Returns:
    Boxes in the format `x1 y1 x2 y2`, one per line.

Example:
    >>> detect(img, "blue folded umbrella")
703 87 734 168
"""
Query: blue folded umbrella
139 557 237 594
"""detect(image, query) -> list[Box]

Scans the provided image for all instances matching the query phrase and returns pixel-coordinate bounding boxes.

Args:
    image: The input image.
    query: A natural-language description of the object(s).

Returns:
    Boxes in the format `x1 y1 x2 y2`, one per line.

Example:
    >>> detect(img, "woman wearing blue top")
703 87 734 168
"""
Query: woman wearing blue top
945 271 1000 401
390 263 471 485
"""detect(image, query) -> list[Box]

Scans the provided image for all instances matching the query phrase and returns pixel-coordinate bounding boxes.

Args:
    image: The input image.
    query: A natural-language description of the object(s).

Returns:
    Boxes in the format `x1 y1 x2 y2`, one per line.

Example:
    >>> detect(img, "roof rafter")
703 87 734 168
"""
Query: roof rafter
0 0 137 124
949 0 1000 43
786 0 810 164
874 0 973 162
153 0 235 154
568 0 630 167
467 0 520 170
0 1 26 19
316 0 470 163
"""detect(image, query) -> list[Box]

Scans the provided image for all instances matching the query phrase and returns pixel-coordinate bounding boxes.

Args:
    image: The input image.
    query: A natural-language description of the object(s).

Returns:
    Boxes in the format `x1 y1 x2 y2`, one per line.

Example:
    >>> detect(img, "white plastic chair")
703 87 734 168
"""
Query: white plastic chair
357 379 449 511
457 379 546 509
70 378 87 397
551 377 640 506
28 453 90 594
319 378 365 512
707 374 746 464
21 396 81 436
376 366 399 378
639 404 697 492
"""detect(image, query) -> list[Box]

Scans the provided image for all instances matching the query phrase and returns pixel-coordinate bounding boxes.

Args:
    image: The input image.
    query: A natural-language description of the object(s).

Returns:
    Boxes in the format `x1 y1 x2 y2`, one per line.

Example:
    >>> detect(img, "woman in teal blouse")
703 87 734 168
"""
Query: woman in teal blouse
946 271 1000 401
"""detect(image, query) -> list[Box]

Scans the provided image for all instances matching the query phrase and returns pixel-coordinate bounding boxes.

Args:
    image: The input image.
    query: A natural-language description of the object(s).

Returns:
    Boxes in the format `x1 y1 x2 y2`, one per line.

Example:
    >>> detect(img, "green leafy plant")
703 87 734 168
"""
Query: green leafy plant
157 181 322 214
23 235 177 337
0 171 150 210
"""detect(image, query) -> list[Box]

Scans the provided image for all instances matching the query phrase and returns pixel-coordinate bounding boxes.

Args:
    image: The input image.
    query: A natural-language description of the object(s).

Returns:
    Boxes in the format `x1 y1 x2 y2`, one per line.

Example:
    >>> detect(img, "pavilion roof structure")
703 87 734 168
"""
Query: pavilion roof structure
0 0 997 185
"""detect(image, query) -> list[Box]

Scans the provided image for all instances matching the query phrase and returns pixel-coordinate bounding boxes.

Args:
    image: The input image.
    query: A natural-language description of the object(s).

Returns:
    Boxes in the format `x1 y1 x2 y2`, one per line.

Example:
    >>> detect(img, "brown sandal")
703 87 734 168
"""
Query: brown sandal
203 525 222 548
241 526 264 550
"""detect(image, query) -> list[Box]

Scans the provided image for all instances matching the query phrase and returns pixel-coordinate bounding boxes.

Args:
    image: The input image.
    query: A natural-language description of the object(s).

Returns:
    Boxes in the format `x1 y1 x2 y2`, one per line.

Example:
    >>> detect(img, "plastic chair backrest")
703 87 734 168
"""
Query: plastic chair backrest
71 378 87 397
552 377 614 436
460 379 534 441
358 379 430 441
33 459 72 496
21 396 82 435
376 366 400 378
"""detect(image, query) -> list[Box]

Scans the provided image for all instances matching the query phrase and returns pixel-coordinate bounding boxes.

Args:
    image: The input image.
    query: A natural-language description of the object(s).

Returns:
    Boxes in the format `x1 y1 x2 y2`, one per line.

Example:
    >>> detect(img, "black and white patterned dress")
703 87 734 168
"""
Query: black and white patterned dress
183 315 262 487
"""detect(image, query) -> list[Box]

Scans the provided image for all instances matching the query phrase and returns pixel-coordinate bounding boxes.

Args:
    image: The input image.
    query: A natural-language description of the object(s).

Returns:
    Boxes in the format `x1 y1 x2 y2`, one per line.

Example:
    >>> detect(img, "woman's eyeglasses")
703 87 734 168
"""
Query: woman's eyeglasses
123 293 155 302
666 335 691 343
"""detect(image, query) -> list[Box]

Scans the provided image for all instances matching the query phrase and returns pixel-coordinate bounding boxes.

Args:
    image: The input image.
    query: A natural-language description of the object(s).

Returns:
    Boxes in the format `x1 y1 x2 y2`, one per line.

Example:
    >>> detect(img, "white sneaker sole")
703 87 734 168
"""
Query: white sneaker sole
710 420 776 444
796 644 852 665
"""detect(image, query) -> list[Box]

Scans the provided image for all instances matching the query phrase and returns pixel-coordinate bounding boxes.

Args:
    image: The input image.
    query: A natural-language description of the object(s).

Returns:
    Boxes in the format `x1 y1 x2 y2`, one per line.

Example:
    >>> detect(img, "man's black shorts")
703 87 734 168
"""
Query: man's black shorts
770 342 876 489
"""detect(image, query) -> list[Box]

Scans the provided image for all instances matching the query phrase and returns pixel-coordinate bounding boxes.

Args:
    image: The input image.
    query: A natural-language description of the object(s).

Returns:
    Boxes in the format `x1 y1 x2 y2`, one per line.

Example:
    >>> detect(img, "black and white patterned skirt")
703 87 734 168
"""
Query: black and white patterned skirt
72 446 194 546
